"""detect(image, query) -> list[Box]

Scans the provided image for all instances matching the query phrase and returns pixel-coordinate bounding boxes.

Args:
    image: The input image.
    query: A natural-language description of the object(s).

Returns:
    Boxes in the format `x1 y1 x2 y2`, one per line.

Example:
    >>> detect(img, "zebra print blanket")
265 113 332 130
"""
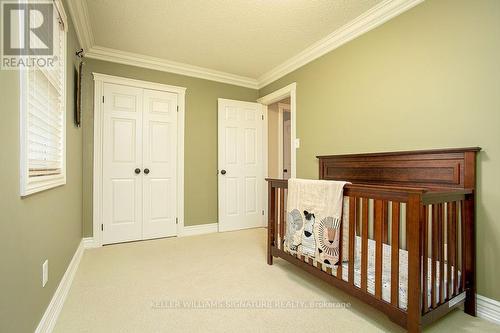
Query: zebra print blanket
284 178 348 267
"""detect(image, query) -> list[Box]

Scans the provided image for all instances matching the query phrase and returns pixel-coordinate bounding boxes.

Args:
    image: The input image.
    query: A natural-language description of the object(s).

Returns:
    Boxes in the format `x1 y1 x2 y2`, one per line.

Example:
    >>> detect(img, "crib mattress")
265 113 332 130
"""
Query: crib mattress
289 236 460 310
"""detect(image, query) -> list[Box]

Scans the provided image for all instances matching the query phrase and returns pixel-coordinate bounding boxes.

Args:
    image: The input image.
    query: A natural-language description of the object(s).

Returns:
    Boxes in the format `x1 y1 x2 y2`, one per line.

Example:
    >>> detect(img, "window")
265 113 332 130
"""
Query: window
20 1 67 196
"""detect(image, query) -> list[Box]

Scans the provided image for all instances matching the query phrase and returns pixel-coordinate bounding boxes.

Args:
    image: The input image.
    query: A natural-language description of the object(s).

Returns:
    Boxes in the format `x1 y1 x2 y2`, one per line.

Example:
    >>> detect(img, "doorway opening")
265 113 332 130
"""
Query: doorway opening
257 83 297 223
257 82 297 181
268 99 292 180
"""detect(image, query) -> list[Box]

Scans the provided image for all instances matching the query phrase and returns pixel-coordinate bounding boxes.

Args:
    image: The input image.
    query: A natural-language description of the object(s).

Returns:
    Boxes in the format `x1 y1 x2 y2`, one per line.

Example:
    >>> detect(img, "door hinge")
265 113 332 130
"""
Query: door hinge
261 114 264 120
262 210 265 216
176 217 178 224
102 96 104 103
177 106 179 112
101 224 104 231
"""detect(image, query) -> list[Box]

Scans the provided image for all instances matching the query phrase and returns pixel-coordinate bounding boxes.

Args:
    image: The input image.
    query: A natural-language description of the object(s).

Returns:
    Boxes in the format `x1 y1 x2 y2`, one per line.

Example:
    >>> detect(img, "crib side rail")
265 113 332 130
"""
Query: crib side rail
266 179 424 326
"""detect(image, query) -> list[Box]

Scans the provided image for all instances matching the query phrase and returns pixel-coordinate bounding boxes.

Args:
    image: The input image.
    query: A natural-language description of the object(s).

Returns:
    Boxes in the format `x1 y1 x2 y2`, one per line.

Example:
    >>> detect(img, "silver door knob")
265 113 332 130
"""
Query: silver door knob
220 170 227 175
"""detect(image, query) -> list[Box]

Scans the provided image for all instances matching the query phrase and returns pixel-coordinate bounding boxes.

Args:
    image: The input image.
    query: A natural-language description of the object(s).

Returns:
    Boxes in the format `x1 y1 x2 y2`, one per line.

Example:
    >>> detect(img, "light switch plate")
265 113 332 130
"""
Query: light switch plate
42 260 48 287
295 138 300 149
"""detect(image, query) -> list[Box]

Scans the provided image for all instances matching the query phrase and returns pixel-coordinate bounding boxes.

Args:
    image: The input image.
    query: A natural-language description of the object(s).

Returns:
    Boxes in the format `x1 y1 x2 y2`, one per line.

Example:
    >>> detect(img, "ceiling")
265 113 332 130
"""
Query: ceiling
68 0 422 88
85 0 382 78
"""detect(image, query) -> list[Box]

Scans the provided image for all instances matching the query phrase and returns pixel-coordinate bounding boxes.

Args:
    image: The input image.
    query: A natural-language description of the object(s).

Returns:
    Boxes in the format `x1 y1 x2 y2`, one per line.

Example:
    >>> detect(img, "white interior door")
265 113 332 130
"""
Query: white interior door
142 89 178 239
102 83 178 244
218 99 264 232
102 83 144 244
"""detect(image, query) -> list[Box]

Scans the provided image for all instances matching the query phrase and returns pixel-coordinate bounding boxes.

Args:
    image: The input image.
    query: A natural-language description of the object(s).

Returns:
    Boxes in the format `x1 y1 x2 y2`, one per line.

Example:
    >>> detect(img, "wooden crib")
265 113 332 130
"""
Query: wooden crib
266 147 480 333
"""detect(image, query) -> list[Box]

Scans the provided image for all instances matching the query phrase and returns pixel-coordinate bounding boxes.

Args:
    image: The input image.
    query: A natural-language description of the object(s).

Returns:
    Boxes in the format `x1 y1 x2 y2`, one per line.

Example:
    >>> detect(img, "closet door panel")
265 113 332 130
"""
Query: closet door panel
102 83 144 244
142 89 178 239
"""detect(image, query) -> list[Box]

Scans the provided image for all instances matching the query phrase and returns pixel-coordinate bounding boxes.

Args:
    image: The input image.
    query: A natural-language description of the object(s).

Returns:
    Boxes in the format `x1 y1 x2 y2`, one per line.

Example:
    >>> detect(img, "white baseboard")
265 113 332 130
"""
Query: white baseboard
477 294 500 325
82 237 99 249
83 225 221 245
35 240 84 333
181 223 218 237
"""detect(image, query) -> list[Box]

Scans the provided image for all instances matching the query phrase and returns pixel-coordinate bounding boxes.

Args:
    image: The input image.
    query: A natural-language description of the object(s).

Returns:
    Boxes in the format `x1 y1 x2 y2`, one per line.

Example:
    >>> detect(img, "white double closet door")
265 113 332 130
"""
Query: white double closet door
102 83 178 245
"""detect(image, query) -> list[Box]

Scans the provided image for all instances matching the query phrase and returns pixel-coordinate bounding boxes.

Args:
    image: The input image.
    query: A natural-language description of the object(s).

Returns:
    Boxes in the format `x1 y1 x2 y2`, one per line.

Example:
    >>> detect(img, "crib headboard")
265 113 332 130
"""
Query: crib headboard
317 147 480 190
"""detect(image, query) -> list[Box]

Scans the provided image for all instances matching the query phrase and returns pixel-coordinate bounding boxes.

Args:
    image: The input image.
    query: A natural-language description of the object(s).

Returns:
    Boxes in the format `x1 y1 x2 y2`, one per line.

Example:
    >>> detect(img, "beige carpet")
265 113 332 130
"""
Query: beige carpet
55 228 498 333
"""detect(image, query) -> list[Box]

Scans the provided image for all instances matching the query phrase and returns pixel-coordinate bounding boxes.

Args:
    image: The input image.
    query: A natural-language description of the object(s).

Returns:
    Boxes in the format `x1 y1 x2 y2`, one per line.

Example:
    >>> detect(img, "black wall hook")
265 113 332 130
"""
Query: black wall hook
76 49 84 58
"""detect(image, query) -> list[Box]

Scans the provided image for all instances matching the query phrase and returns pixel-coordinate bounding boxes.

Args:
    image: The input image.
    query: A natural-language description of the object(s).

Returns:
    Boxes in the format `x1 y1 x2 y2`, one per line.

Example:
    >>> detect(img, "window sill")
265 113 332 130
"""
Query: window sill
21 175 66 197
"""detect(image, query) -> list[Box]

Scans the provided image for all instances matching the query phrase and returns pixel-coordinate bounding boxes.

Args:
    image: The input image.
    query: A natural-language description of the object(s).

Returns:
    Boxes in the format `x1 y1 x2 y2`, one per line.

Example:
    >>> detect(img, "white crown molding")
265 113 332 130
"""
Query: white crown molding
53 0 68 32
86 46 259 89
65 0 94 51
256 0 424 89
35 240 84 333
477 294 500 325
67 0 423 90
181 223 219 237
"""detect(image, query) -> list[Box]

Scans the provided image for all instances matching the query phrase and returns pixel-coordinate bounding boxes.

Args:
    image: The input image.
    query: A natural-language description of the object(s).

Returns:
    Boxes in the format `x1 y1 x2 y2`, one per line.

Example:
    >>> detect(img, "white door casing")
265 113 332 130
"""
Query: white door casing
142 89 178 239
258 83 296 228
218 99 264 232
257 82 297 179
102 83 144 244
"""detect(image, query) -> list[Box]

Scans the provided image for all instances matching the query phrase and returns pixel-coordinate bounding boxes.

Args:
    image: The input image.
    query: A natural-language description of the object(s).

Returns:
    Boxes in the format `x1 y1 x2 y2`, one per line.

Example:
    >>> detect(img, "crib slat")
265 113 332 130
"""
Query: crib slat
337 201 344 279
279 188 285 250
273 189 284 249
460 200 466 293
447 202 454 299
431 205 438 308
361 198 369 292
422 205 429 312
348 197 356 286
391 202 400 307
453 202 459 295
374 200 383 299
356 199 361 236
439 203 445 304
382 202 389 245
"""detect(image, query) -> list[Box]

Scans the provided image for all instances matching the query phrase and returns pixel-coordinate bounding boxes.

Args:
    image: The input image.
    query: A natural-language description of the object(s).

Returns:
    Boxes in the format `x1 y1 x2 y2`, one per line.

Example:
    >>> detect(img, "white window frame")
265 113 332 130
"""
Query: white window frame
19 0 68 196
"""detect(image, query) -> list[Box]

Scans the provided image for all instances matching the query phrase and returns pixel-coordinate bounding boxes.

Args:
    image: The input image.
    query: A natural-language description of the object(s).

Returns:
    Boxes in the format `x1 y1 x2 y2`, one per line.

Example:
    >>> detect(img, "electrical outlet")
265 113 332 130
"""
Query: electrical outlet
42 260 48 287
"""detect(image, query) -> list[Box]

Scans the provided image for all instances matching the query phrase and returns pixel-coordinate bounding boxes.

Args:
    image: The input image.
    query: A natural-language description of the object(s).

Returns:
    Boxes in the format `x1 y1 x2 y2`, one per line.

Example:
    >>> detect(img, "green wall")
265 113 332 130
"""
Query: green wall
81 60 258 236
0 1 83 331
260 0 500 301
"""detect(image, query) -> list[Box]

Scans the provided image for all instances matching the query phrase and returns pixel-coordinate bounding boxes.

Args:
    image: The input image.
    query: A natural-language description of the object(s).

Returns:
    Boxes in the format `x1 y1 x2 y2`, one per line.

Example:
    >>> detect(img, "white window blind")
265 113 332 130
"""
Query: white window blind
20 1 67 196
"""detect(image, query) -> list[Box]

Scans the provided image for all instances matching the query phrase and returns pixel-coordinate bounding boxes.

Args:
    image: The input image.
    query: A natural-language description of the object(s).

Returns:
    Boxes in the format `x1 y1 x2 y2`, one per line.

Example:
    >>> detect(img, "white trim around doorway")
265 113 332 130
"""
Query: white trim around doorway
258 82 297 179
258 83 297 226
92 73 186 247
